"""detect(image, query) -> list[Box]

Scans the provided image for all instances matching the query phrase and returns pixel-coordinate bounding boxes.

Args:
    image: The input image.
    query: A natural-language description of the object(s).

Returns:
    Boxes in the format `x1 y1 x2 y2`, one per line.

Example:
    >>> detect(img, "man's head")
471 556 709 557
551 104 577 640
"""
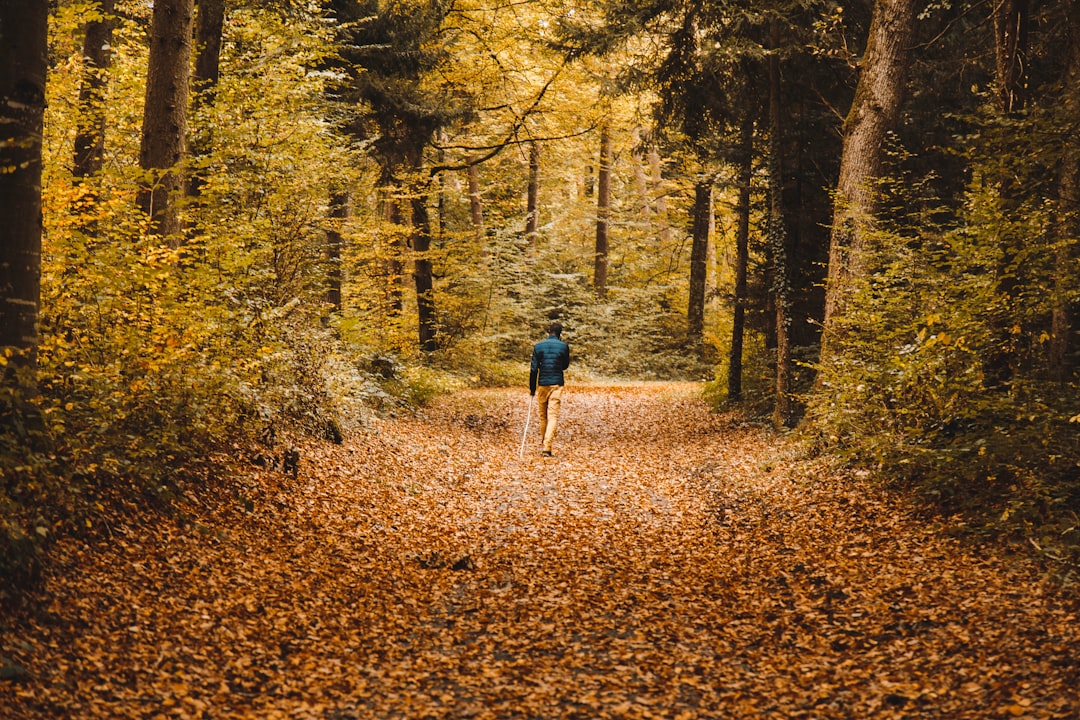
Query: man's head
548 321 563 338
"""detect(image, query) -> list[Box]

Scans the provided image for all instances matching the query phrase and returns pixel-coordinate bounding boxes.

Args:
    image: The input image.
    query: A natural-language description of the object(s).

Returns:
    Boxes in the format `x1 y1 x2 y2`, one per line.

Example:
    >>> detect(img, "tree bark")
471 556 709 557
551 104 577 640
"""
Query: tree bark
73 0 115 179
820 0 924 349
411 187 438 353
728 117 754 402
648 147 673 246
594 124 612 297
1049 14 1080 381
687 180 711 343
325 190 349 314
994 0 1029 115
525 141 540 246
138 0 194 243
0 1 48 370
193 0 225 106
768 30 794 429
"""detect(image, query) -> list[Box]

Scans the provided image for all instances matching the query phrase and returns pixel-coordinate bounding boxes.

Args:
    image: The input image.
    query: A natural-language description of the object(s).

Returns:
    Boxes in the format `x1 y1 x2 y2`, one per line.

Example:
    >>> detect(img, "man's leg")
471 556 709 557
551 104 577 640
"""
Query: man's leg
542 385 562 453
536 385 553 448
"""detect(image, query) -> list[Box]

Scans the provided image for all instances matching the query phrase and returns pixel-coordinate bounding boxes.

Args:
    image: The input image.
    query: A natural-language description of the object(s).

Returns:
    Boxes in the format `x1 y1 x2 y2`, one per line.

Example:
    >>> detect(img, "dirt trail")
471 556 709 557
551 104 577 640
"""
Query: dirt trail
2 383 1078 718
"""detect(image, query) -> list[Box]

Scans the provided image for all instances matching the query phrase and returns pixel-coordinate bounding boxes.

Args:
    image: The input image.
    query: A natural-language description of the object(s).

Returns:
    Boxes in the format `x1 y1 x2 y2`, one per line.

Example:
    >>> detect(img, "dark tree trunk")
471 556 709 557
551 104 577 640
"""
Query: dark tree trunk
687 180 711 343
0 1 48 370
378 177 405 316
983 0 1031 387
411 188 438 353
1049 14 1080 381
525 141 540 246
728 117 755 402
994 0 1029 115
186 0 226 201
594 125 612 297
193 0 225 104
137 0 194 244
73 0 115 180
768 30 794 429
820 0 925 356
325 190 349 314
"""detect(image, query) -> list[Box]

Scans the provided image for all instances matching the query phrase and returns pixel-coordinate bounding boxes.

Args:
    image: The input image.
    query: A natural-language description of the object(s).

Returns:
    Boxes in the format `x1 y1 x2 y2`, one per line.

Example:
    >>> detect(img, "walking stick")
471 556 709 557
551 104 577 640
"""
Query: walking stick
519 394 532 459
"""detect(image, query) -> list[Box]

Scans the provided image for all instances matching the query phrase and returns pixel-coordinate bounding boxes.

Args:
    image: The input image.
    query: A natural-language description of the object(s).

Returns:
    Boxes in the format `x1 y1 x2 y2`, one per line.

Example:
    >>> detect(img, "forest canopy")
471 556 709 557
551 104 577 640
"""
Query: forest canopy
1 0 1079 591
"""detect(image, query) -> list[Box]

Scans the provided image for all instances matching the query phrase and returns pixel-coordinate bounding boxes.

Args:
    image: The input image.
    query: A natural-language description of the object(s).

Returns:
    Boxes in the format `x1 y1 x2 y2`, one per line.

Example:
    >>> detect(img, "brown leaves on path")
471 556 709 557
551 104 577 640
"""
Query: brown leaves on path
1 383 1078 718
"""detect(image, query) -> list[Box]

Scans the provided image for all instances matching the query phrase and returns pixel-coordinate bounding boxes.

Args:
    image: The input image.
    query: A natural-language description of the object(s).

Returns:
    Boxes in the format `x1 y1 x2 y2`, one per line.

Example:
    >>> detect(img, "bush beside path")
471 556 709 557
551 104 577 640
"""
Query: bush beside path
1 383 1077 718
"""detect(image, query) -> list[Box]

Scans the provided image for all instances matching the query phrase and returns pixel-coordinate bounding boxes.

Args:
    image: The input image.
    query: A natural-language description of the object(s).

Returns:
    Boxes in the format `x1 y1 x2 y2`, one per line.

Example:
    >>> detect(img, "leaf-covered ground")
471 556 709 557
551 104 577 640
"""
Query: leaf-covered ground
2 383 1078 718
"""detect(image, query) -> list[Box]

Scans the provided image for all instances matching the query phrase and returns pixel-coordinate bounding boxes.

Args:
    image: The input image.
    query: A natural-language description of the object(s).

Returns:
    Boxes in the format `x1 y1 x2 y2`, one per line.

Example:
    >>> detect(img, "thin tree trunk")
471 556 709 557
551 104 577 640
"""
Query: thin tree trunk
594 124 612 297
0 1 48 371
687 180 711 343
994 0 1029 115
73 0 115 180
820 0 925 351
1049 15 1080 381
728 117 754 402
379 177 405 316
325 190 349 314
137 0 194 244
525 142 540 246
768 30 794 429
411 187 438 352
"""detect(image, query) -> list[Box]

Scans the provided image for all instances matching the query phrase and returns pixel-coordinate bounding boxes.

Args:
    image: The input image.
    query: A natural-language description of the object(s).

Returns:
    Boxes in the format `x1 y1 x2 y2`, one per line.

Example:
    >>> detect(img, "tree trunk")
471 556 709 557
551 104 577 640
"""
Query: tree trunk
594 124 612 297
525 141 540 246
687 180 711 343
138 0 194 244
411 187 438 353
0 1 48 370
728 117 755 402
994 0 1029 115
1049 15 1080 381
820 0 925 350
378 176 405 316
768 31 794 429
193 0 225 105
325 190 349 314
73 0 115 179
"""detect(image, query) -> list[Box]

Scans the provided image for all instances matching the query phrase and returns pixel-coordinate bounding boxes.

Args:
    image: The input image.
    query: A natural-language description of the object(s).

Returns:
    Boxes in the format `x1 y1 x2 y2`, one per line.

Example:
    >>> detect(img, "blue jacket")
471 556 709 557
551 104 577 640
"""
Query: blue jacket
530 336 570 394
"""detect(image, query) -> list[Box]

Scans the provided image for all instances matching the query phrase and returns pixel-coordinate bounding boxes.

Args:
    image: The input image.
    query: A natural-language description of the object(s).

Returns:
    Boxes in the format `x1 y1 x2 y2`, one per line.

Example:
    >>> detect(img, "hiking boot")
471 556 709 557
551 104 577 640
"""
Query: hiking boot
541 450 553 457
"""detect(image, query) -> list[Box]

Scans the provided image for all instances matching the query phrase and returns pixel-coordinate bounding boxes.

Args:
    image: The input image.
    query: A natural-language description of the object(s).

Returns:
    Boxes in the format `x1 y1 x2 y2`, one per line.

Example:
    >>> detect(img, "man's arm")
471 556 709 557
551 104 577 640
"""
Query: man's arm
529 347 539 395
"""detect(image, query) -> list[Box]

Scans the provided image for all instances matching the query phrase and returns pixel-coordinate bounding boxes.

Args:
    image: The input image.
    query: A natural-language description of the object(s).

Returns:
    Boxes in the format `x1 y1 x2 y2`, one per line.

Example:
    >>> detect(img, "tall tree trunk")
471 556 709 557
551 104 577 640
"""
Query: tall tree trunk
73 0 115 180
411 186 438 353
1049 14 1080 381
994 0 1029 115
137 0 195 244
325 190 349 314
525 141 540 246
687 180 711 343
983 0 1031 387
186 0 226 202
594 124 612 297
728 117 755 402
193 0 225 105
768 30 794 429
820 0 924 353
378 176 405 316
0 1 48 371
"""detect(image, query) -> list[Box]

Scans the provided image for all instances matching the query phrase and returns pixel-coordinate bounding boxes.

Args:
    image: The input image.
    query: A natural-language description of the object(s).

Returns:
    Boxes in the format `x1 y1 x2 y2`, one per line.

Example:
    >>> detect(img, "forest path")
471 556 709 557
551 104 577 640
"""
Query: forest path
2 383 1078 718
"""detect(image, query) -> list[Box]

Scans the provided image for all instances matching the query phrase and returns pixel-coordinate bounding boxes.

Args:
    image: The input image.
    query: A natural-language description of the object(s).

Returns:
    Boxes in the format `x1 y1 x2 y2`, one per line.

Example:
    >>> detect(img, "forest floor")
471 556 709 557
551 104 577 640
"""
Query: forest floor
1 383 1078 719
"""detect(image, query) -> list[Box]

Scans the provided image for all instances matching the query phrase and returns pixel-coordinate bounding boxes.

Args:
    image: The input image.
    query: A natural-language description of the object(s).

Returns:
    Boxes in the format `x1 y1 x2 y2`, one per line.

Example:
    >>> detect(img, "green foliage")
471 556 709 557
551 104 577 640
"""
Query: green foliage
806 177 1080 564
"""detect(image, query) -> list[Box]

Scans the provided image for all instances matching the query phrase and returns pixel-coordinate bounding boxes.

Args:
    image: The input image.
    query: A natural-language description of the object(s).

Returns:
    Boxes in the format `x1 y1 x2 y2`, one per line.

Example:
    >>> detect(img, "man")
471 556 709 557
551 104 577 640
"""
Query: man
529 322 570 457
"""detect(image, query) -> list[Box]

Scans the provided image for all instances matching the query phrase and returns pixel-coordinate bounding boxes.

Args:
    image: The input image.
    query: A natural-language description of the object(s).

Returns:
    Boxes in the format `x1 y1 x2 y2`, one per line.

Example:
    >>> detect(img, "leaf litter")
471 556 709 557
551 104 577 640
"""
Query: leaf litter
1 383 1078 718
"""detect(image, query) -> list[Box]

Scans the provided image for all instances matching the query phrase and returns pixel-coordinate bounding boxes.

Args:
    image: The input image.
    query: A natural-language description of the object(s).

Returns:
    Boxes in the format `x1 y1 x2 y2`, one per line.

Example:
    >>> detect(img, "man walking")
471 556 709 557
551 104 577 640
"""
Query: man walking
529 322 570 457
